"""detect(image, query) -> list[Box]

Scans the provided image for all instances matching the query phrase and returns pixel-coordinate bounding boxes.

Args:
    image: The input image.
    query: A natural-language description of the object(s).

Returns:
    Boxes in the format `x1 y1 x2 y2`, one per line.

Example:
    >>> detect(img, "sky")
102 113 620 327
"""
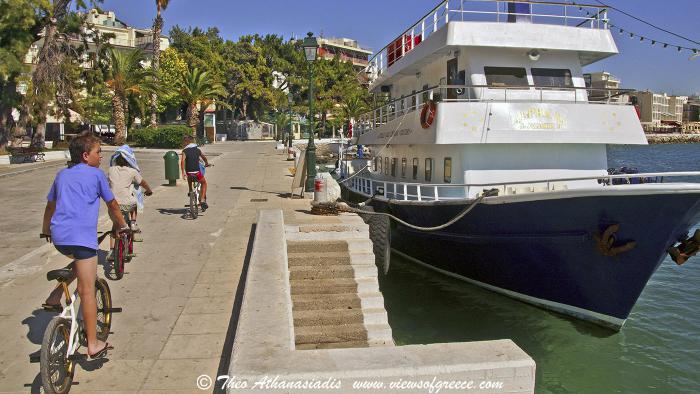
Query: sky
99 0 700 96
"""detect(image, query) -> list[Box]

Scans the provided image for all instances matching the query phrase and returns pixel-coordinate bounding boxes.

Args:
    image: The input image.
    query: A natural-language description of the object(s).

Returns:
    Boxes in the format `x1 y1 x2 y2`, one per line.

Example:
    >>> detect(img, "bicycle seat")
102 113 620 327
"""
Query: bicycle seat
47 269 73 282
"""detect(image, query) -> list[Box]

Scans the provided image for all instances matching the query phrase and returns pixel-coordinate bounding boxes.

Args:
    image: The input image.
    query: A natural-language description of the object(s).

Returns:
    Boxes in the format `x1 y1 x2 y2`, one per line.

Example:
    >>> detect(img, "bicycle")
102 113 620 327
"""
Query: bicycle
187 163 212 219
112 212 133 280
37 231 122 394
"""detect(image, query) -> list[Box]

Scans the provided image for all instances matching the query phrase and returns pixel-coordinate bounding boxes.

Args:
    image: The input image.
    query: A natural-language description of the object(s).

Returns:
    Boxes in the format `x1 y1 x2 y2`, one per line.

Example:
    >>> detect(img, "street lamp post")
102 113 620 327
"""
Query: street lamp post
302 32 319 193
288 93 293 152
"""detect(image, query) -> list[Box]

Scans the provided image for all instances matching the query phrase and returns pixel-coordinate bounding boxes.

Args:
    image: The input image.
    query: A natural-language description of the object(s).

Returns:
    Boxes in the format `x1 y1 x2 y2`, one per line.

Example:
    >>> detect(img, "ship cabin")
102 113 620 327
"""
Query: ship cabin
351 0 646 202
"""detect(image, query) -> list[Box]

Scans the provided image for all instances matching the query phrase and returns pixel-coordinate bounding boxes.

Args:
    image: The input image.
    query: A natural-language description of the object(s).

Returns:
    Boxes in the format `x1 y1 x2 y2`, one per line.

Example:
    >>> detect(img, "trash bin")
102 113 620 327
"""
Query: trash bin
164 151 179 186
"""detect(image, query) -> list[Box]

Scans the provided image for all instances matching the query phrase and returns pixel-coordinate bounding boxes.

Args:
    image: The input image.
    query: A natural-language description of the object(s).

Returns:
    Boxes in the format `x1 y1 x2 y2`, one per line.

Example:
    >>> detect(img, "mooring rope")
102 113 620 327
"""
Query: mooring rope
338 188 498 232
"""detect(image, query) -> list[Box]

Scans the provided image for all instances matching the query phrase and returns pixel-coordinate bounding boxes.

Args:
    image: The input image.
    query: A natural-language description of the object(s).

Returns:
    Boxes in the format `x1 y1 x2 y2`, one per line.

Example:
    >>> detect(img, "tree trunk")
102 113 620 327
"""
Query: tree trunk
150 14 163 128
241 101 248 120
30 22 59 149
112 94 127 144
187 103 199 136
321 111 327 138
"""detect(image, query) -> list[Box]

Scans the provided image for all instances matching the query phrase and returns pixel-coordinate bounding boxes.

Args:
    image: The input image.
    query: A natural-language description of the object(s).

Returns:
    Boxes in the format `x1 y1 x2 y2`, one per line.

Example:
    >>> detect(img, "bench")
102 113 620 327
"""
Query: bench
7 146 46 163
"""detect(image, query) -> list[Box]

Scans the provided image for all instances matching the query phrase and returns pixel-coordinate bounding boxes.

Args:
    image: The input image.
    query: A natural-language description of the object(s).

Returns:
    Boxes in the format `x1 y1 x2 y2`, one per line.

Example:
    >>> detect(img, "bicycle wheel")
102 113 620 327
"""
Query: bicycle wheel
40 317 74 394
189 189 198 219
127 233 134 261
114 238 125 279
95 278 112 341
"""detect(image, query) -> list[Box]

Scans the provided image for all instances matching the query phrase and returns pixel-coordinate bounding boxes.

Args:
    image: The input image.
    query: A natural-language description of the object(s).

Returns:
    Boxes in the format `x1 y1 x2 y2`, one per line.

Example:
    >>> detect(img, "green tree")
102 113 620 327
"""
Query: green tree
105 48 157 144
149 0 170 127
29 0 103 147
156 47 188 112
0 0 49 150
177 67 226 135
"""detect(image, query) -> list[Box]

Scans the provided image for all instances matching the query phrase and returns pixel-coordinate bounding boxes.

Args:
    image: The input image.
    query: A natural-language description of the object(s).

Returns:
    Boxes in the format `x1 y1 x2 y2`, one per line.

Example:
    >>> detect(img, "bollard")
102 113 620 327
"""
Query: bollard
163 151 179 186
313 175 328 203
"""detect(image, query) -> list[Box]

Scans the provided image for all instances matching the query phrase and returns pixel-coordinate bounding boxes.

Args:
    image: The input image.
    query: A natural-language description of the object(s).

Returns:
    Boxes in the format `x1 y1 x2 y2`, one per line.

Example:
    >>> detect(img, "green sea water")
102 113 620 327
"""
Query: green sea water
379 144 700 393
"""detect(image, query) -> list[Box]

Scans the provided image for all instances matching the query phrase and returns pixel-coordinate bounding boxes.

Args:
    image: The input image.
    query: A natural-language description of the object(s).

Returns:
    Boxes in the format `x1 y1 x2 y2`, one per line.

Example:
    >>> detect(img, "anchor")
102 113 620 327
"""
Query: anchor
594 224 636 257
667 229 700 265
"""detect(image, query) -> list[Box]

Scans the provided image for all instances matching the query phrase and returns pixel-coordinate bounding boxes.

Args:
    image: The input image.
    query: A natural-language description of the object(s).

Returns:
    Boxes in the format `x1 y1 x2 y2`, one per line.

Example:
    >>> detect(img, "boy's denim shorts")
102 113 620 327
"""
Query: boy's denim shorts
55 245 98 260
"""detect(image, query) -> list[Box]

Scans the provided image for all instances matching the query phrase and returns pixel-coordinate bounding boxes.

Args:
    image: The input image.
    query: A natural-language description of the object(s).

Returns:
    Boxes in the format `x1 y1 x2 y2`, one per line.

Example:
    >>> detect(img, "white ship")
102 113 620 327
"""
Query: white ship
340 0 700 329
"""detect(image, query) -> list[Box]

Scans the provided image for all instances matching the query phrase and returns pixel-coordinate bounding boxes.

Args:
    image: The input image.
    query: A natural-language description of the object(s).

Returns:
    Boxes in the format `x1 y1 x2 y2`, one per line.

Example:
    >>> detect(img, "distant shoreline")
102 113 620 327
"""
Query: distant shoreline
645 133 700 144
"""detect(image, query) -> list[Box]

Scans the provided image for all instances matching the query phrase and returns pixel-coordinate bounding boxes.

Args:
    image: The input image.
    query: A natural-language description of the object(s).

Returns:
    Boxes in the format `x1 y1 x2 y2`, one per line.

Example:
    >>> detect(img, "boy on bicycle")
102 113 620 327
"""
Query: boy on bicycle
180 135 210 210
41 132 128 359
106 146 153 261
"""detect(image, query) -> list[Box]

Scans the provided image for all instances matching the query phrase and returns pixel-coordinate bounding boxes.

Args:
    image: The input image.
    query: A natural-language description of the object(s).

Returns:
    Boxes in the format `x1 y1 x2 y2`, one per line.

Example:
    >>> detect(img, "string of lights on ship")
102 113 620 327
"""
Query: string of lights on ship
573 3 700 56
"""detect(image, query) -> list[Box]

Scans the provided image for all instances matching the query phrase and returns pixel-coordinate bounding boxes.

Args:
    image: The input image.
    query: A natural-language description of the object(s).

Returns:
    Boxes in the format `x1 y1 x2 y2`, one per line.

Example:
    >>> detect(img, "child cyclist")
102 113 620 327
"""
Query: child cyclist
41 133 128 359
106 145 153 261
180 135 210 210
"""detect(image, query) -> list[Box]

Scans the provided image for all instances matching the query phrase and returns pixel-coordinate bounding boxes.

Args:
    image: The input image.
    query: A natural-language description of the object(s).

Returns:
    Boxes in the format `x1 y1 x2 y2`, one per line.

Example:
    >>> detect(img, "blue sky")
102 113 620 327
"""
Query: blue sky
100 0 700 95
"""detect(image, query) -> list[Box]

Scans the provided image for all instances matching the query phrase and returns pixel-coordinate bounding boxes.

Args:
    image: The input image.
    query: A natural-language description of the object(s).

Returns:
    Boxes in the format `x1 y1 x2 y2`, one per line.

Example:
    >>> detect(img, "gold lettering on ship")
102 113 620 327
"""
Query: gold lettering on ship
511 107 567 130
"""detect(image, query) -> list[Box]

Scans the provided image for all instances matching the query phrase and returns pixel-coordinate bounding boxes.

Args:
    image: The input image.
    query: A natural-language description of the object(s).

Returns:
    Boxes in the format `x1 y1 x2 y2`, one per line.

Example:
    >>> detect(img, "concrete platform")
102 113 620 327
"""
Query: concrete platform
229 209 536 393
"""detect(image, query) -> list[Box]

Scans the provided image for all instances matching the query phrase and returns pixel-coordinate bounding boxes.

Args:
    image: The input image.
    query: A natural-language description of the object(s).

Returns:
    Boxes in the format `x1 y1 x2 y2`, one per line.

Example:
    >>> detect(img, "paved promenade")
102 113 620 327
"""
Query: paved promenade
0 141 302 392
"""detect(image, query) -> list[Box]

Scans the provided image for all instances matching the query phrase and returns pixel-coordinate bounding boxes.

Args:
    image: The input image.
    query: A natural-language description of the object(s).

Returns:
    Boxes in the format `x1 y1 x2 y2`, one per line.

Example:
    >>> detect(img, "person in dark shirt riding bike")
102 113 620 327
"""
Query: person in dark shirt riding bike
180 135 210 210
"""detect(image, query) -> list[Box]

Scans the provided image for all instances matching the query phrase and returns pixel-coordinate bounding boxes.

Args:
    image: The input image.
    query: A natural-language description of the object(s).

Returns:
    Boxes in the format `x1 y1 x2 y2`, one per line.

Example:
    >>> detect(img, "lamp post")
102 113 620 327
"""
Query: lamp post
302 32 319 193
288 93 293 152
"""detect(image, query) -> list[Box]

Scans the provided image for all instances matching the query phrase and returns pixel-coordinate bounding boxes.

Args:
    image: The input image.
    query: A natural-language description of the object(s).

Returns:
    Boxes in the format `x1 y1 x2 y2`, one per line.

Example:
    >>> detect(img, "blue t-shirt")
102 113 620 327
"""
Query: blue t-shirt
47 164 115 250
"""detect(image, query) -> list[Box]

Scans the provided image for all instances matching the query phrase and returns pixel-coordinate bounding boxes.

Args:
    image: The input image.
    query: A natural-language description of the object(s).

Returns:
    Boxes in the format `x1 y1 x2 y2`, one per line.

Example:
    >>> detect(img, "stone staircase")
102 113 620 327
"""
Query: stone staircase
285 215 394 350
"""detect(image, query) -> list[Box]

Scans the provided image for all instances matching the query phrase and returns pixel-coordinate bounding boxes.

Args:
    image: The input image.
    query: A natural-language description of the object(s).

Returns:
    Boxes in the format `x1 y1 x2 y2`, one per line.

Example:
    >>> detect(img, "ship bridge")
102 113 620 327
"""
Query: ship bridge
367 0 617 92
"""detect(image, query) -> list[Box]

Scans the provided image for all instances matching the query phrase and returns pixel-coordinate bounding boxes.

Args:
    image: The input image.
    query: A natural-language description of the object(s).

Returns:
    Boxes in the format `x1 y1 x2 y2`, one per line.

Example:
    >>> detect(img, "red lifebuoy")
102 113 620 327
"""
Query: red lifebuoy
420 100 436 129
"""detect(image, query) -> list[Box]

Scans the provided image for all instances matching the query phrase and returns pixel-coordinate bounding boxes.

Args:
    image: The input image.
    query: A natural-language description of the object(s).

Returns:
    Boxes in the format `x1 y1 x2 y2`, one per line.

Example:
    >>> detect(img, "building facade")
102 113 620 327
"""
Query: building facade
583 71 628 103
317 37 372 70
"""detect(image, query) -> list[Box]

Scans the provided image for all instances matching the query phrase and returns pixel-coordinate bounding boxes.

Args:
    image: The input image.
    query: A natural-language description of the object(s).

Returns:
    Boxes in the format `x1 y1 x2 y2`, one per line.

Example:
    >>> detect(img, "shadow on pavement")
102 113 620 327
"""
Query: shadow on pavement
156 208 190 220
213 223 256 394
230 186 291 199
22 309 55 345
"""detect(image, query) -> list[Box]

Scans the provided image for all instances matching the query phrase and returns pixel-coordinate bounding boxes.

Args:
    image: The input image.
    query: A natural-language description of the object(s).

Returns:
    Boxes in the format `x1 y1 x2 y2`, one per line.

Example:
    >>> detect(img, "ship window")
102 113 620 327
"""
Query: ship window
373 157 378 172
384 157 389 175
391 158 397 177
444 157 452 183
377 156 382 173
531 68 573 88
425 158 433 182
401 158 407 178
484 66 528 88
412 158 419 180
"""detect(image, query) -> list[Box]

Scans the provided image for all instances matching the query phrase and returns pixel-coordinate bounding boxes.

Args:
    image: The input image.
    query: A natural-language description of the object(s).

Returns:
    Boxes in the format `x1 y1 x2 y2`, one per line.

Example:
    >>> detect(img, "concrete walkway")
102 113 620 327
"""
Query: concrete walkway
0 141 302 392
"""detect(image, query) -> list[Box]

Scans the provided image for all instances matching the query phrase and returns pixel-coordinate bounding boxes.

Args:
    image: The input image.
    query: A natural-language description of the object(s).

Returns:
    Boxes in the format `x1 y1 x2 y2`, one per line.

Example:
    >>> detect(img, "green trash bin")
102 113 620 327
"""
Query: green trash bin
163 151 179 186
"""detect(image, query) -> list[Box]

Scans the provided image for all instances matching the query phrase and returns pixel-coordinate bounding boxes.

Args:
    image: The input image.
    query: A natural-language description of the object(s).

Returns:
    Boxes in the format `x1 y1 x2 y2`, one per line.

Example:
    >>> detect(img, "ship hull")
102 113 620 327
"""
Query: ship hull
342 185 700 329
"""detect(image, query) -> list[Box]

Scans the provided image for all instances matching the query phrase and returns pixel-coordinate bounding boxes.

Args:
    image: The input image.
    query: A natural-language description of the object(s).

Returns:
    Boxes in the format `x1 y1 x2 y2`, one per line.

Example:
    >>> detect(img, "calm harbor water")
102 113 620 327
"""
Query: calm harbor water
380 144 700 393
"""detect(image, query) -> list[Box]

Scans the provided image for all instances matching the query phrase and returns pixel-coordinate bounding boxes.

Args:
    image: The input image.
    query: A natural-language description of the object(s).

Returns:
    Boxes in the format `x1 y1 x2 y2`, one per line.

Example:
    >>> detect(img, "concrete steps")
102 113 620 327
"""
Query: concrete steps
285 215 394 349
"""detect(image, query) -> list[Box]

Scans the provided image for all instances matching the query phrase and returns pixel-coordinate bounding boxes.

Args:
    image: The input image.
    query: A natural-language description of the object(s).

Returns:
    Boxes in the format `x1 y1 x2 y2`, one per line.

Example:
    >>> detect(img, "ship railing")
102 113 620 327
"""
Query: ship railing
347 172 700 202
356 84 634 135
367 0 608 81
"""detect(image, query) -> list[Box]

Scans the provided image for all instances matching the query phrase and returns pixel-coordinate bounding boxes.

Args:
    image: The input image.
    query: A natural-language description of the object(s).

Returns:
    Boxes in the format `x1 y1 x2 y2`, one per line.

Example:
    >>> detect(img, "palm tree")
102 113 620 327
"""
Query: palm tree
341 94 368 125
178 68 226 135
149 0 170 128
106 48 157 144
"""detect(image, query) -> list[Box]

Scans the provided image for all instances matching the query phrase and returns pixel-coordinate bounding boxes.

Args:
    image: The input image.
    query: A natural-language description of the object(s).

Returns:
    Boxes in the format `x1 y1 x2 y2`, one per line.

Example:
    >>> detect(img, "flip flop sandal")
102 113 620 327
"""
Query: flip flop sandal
88 343 113 359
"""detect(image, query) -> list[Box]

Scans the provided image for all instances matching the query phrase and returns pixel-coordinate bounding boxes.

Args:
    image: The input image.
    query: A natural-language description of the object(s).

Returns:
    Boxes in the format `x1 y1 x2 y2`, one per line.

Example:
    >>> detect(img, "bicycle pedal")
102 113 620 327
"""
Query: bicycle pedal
29 354 40 363
68 353 87 361
107 307 123 313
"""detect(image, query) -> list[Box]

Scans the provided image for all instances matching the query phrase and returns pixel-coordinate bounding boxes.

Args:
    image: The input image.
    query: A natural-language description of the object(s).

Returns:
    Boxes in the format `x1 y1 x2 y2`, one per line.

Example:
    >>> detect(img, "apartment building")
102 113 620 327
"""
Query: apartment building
583 71 628 103
317 37 372 70
628 91 667 131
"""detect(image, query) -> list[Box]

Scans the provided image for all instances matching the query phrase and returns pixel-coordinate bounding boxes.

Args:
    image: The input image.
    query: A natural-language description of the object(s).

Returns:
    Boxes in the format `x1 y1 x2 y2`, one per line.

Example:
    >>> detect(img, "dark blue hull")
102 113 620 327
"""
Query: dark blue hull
343 187 700 328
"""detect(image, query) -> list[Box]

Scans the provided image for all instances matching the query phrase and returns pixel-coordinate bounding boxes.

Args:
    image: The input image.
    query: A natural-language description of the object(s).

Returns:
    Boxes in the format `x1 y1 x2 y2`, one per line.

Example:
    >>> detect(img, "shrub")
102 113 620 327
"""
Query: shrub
128 125 192 148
